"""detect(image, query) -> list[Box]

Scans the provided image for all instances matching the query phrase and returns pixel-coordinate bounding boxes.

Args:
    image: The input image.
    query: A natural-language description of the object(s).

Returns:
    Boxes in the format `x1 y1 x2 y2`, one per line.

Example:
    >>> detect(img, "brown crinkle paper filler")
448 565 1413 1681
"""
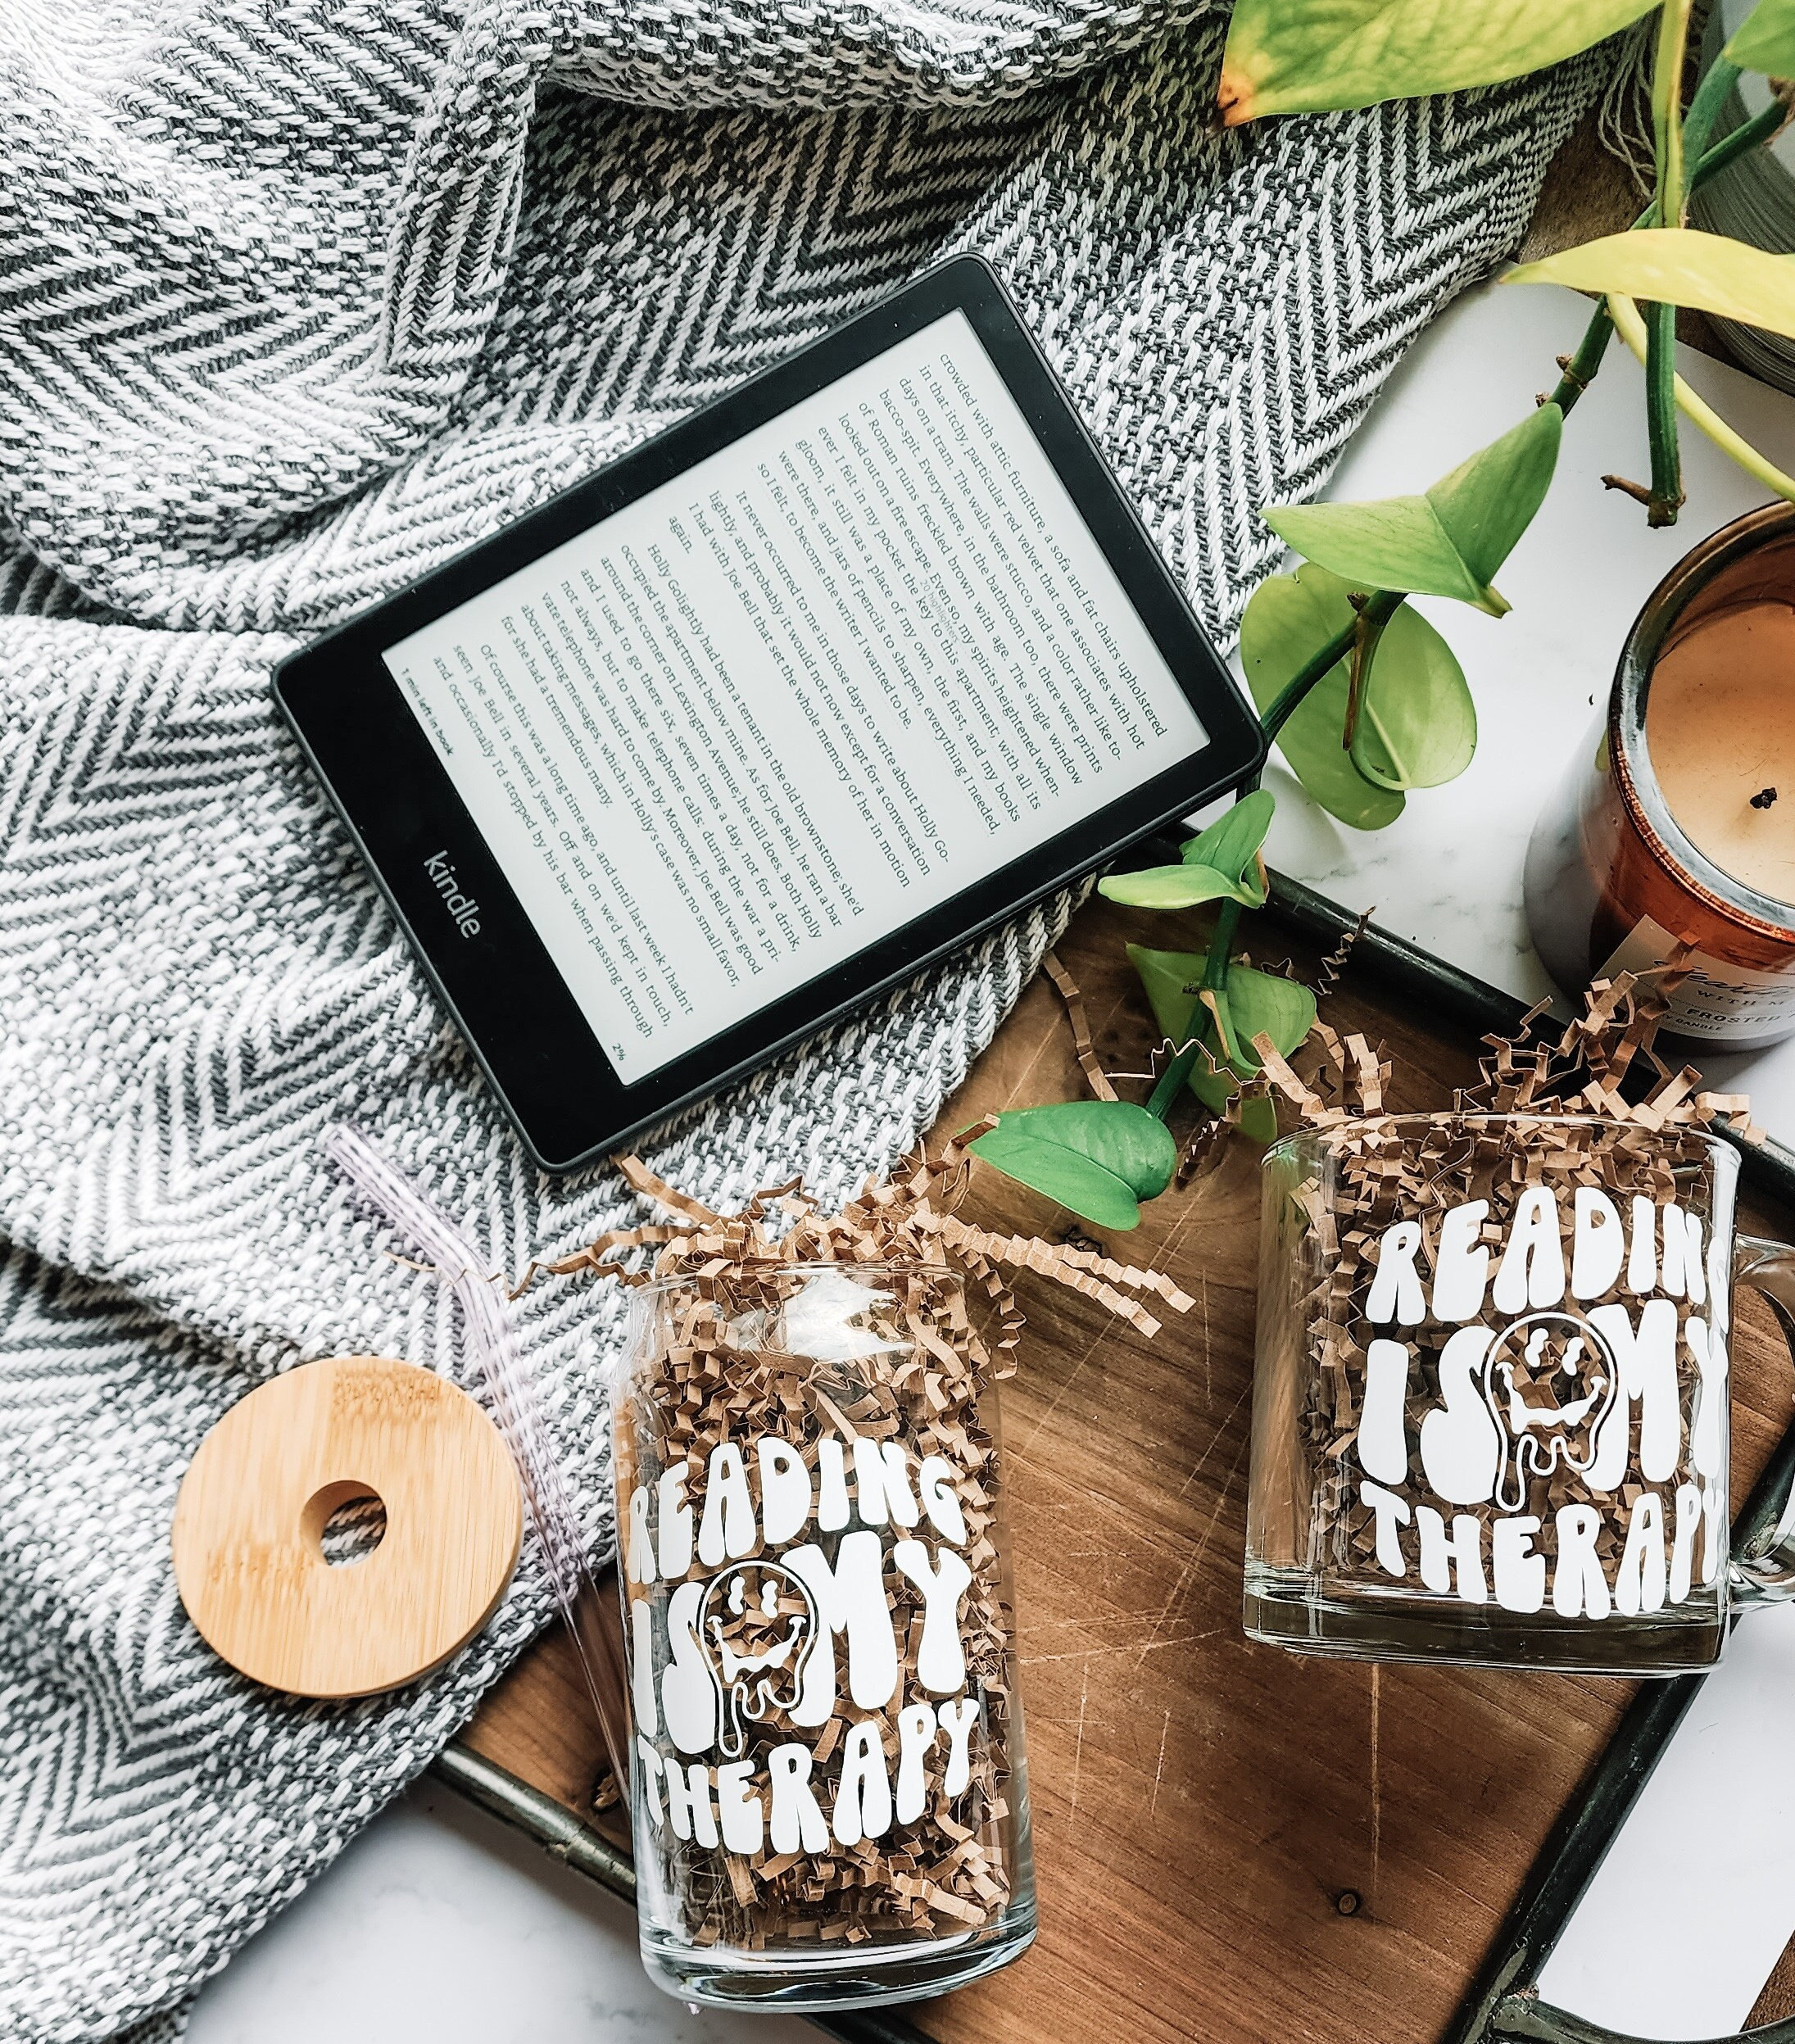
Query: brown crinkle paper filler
526 1130 1190 1956
1249 965 1758 1600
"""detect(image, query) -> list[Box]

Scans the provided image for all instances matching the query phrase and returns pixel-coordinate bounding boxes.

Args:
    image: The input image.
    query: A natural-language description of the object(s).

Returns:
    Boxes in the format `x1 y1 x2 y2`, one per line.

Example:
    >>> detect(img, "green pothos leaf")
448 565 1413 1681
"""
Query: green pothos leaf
1127 943 1316 1147
1725 0 1795 78
1240 564 1475 823
1261 405 1561 614
968 1099 1177 1230
1099 788 1275 910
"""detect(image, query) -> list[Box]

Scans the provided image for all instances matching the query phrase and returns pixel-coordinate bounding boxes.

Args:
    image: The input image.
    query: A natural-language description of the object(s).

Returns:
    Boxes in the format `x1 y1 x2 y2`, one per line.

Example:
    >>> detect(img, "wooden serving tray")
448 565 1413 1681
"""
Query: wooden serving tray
445 877 1795 2044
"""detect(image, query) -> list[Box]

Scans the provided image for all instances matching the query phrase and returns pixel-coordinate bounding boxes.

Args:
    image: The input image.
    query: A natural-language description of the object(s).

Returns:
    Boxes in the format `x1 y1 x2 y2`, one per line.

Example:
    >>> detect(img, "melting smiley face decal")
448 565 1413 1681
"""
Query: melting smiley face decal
1481 1311 1620 1512
696 1561 818 1759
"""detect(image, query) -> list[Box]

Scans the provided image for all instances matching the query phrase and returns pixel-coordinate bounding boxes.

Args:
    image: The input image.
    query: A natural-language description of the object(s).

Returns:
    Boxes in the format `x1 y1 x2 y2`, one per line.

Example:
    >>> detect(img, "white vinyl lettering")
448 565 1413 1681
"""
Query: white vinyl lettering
660 1579 718 1755
629 1596 659 1738
1627 1194 1657 1294
1493 1186 1566 1313
1417 1506 1488 1602
785 1531 900 1719
817 1438 852 1533
1552 1505 1611 1620
1670 1483 1702 1606
854 1437 921 1529
1432 1199 1491 1324
1361 1480 1411 1577
636 1735 665 1826
768 1743 832 1855
895 1703 938 1824
1589 1299 1682 1484
894 1540 974 1696
715 1760 765 1855
1685 1315 1727 1479
696 1443 756 1566
1571 1188 1625 1301
918 1456 968 1545
1659 1203 1698 1301
660 1756 696 1842
1702 1477 1726 1587
1492 1516 1547 1614
1358 1339 1412 1484
655 1463 693 1579
1418 1326 1500 1504
627 1484 655 1585
1367 1221 1426 1326
939 1697 979 1798
1615 1491 1667 1617
832 1718 895 1846
756 1438 812 1548
628 1426 986 1856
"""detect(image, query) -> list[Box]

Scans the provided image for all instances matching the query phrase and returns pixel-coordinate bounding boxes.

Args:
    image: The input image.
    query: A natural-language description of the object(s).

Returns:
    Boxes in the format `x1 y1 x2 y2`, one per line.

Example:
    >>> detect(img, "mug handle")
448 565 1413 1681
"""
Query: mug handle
1481 1235 1795 2043
1727 1236 1795 1604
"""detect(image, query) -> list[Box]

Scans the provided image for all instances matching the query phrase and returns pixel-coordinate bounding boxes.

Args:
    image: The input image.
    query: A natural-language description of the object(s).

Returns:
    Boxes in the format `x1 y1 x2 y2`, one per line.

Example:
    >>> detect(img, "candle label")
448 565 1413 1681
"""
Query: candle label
1599 914 1795 1042
1347 1187 1729 1618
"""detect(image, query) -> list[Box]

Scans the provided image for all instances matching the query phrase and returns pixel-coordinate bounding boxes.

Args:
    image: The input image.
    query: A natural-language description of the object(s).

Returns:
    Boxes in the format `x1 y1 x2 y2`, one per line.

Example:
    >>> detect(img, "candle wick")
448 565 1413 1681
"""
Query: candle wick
1750 786 1779 810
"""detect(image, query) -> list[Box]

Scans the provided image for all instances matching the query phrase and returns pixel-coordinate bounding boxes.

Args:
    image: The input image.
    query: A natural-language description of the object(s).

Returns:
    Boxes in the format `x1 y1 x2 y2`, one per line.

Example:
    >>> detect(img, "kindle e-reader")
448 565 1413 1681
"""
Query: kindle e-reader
275 256 1264 1172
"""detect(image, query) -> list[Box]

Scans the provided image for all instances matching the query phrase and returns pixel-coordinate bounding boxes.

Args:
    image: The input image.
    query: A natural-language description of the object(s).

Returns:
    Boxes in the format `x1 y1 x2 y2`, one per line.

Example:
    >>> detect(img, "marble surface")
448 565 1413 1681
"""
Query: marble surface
188 279 1795 2037
185 1780 813 2044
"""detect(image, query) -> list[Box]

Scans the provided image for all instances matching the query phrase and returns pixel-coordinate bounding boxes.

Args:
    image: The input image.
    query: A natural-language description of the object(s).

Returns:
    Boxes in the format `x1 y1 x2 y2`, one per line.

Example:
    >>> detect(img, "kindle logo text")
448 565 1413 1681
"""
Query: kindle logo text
422 850 481 938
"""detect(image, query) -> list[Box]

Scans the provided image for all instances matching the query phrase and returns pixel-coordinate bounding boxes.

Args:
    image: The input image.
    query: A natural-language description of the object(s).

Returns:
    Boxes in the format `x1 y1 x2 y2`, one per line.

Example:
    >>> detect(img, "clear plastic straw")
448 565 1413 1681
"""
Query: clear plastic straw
325 1122 631 1804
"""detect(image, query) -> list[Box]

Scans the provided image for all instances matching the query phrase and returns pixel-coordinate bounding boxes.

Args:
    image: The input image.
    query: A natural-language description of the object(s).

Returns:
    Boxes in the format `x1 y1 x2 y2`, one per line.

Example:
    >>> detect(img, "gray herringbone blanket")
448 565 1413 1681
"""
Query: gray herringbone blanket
0 7 1611 2037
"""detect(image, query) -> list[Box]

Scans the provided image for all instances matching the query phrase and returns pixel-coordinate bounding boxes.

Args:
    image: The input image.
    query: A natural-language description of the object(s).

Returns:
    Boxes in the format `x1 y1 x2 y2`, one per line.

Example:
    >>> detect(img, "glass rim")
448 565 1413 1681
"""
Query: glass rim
632 1258 959 1294
1262 1109 1737 1167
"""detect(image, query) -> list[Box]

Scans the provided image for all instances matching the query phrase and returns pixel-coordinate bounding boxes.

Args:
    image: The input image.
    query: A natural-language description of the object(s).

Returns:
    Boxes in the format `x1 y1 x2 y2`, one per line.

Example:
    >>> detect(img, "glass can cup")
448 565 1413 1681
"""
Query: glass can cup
610 1260 1036 2008
1244 1114 1795 1673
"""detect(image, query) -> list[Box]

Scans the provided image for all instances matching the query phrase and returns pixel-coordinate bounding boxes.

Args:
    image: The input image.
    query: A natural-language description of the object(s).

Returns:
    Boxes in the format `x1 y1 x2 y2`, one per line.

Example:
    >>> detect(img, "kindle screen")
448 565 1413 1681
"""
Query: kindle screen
379 308 1208 1083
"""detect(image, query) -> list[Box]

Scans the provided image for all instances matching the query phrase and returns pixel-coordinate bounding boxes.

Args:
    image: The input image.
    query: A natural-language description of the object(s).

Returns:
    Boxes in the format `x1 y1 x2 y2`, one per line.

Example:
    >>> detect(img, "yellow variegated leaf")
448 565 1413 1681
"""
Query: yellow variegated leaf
1507 229 1795 340
1220 0 1657 125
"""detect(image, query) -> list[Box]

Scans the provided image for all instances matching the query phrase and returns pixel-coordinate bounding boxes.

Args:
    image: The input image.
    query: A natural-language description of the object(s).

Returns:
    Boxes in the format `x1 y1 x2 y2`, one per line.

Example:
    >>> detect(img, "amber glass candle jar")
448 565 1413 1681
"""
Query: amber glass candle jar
1525 505 1795 1049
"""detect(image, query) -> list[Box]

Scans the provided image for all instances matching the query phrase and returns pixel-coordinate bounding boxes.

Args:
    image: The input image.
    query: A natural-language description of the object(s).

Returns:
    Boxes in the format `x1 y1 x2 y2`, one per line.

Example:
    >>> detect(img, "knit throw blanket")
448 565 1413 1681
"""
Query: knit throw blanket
0 5 1611 2037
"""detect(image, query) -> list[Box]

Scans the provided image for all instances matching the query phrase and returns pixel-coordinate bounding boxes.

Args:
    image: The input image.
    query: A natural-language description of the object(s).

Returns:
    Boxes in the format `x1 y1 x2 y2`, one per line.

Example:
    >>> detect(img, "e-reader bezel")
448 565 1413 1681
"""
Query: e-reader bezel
274 254 1266 1172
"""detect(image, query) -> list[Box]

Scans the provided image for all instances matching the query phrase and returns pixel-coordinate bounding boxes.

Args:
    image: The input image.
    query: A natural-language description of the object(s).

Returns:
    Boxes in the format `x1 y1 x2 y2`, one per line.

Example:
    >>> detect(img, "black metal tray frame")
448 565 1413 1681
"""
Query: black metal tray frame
432 869 1795 2044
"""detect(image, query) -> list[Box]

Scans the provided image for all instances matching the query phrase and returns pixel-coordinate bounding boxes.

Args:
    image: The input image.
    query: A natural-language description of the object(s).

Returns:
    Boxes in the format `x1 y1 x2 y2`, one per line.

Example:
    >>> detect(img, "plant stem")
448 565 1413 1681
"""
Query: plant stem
1681 57 1740 173
1643 0 1695 526
1259 587 1406 746
1606 290 1795 501
1259 618 1354 740
1687 87 1788 188
1145 895 1244 1122
1144 1029 1199 1120
1203 902 1240 995
1139 58 1790 1147
1548 88 1785 419
1267 79 1778 699
1340 597 1392 751
1643 296 1684 524
1549 305 1614 415
1652 0 1697 226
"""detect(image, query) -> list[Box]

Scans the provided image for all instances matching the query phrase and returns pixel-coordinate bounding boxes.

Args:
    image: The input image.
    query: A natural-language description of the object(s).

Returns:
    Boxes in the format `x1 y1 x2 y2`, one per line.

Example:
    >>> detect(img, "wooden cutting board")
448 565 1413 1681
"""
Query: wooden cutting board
454 882 1795 2043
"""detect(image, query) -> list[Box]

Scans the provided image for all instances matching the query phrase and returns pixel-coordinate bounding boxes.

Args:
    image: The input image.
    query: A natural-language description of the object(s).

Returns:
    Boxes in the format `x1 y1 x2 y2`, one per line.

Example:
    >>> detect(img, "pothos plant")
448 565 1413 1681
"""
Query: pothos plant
970 0 1795 1232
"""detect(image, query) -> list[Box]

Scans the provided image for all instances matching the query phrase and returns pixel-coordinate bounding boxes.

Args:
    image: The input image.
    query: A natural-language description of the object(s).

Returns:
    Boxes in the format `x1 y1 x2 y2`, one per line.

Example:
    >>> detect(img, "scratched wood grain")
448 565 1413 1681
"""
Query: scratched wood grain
459 886 1795 2043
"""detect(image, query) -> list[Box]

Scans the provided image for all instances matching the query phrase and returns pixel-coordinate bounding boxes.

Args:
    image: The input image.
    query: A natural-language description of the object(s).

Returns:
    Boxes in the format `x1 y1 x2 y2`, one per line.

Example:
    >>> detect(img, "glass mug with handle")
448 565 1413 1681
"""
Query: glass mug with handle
1244 1113 1795 1673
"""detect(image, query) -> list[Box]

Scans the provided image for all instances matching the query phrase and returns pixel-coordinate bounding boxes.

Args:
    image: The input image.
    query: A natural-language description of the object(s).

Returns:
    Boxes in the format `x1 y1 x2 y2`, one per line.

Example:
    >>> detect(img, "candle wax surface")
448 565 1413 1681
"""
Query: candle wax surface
1646 600 1795 908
